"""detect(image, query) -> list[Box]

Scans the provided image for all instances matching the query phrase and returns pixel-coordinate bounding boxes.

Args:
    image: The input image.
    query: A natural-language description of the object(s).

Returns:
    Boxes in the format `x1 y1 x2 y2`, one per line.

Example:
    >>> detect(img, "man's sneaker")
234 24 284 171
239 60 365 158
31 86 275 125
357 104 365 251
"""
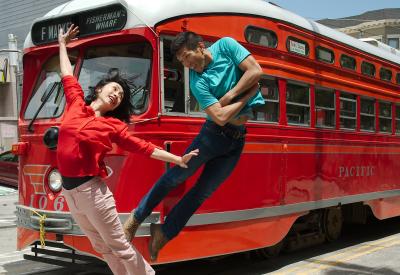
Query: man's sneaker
149 223 169 261
123 214 141 242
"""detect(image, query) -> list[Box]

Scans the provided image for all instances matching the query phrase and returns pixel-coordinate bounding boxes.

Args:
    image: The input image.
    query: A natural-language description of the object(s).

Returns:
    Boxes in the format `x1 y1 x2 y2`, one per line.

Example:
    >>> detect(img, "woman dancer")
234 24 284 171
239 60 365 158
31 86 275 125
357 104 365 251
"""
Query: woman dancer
58 25 198 275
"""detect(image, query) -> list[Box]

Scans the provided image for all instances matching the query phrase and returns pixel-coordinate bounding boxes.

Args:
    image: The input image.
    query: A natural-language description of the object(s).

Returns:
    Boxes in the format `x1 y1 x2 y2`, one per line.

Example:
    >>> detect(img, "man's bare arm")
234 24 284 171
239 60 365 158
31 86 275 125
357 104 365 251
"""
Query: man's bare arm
205 84 259 126
219 55 262 107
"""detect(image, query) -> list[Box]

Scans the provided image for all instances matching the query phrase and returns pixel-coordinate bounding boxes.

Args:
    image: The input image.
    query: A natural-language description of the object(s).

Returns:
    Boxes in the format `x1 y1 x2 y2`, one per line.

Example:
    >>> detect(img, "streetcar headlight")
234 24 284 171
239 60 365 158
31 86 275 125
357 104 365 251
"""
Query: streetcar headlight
48 169 62 192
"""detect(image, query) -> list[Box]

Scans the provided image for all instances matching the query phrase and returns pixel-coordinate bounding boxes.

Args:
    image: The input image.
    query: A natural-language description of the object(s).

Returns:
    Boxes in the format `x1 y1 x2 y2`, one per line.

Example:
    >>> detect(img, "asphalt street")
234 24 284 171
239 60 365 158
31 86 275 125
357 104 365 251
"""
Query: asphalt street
1 185 400 274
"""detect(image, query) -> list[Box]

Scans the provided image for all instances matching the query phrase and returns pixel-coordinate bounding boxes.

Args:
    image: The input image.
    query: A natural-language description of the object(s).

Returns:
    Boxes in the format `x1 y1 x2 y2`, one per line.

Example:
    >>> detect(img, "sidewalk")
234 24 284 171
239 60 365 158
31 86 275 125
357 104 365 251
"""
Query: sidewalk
0 186 17 197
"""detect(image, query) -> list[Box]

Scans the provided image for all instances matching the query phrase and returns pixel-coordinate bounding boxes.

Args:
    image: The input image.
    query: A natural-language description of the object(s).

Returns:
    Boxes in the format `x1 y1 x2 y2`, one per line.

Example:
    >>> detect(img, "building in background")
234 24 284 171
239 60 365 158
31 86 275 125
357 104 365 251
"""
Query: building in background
0 0 68 152
318 8 400 49
0 34 19 152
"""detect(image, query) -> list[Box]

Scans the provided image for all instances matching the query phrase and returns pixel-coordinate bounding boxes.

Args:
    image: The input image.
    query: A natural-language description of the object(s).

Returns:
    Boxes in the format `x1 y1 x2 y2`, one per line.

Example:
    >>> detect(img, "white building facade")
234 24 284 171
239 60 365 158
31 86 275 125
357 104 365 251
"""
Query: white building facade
0 0 68 152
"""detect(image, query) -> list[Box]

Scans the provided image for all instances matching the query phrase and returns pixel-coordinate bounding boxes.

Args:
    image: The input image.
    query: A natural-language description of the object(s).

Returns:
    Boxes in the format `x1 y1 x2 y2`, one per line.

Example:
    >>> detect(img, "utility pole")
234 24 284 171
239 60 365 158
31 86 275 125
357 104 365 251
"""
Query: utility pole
7 34 19 117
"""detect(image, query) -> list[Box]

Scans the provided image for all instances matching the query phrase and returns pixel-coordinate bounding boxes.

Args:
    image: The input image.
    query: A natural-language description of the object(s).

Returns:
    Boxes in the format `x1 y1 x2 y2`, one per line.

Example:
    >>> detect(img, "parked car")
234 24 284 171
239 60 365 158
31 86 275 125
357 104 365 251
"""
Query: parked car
0 151 18 188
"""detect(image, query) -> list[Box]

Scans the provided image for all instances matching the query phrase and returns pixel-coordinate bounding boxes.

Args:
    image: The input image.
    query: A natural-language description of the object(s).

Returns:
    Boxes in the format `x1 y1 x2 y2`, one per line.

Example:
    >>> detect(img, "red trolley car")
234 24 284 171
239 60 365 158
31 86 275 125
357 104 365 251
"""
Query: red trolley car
14 0 400 266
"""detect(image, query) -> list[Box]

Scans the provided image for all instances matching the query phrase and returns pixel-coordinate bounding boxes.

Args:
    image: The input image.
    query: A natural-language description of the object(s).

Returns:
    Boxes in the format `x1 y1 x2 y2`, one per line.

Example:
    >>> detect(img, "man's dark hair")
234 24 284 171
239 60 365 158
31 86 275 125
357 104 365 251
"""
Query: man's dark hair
85 68 133 123
170 31 203 56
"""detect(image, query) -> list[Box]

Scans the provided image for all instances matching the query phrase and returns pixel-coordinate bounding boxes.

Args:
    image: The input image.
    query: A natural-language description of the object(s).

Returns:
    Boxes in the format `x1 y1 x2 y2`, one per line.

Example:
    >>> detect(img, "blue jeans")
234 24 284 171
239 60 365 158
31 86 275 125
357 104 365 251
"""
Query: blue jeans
134 120 245 240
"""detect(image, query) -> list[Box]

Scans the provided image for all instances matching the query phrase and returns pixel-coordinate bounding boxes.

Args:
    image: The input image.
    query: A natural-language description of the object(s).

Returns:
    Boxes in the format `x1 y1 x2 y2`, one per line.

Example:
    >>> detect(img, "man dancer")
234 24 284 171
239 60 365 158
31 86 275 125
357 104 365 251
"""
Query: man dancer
124 31 264 260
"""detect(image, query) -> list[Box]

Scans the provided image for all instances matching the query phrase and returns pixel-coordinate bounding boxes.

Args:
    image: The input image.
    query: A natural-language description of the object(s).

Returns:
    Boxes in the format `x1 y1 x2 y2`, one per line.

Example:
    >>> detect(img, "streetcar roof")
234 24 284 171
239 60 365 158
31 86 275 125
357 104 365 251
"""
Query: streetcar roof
24 0 400 65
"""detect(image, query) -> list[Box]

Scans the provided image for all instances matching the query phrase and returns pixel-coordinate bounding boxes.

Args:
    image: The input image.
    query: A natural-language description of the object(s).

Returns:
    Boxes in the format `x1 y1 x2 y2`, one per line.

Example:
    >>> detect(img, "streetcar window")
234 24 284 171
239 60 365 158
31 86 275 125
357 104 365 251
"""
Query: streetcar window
316 46 334 64
396 104 400 134
245 26 277 48
360 97 375 132
24 52 78 119
161 37 212 115
162 38 185 113
340 54 356 70
315 88 335 128
286 37 309 56
380 67 392 82
251 77 279 123
361 61 376 77
188 41 213 115
379 101 392 133
286 82 310 125
396 73 400 85
339 92 356 130
78 43 152 115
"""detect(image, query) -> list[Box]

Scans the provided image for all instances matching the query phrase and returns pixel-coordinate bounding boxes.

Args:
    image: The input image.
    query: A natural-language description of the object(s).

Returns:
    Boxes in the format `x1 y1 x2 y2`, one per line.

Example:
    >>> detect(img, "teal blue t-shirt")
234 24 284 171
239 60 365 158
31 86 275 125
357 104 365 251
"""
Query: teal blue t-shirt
189 37 264 119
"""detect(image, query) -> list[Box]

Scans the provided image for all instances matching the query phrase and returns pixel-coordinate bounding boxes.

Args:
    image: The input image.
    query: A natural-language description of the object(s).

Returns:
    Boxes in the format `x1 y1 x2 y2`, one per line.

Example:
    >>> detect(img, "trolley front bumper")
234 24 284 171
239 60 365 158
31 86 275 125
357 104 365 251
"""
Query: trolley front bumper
16 204 160 236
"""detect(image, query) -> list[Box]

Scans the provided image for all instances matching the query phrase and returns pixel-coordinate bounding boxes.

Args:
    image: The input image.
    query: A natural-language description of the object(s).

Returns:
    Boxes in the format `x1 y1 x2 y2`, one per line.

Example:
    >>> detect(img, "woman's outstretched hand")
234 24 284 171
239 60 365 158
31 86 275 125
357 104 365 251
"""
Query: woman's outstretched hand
178 149 199 168
58 24 79 46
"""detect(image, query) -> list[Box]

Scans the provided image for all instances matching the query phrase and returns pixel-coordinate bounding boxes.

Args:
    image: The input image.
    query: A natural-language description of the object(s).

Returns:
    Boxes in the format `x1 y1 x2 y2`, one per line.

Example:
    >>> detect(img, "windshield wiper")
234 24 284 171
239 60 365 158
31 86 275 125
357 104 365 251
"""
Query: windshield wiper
131 85 145 96
52 84 64 116
28 82 61 132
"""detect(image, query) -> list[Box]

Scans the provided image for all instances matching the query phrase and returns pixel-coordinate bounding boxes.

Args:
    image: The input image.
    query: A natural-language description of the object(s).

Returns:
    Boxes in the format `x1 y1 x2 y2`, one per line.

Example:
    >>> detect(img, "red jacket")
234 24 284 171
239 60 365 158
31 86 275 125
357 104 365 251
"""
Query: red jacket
57 76 156 178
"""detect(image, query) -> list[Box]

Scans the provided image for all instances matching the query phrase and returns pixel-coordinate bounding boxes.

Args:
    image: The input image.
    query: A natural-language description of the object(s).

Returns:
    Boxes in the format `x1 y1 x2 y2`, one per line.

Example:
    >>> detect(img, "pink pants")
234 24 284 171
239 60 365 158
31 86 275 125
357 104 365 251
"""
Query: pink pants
62 177 154 275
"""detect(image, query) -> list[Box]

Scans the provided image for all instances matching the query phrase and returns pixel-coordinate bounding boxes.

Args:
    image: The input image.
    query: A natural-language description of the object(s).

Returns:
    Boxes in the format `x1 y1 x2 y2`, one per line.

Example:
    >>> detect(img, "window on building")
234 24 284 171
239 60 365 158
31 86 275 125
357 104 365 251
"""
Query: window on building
361 61 376 77
380 67 392 82
340 92 356 130
379 101 392 133
315 88 335 128
396 73 400 85
388 37 400 49
340 54 356 70
245 26 277 48
396 105 400 134
360 97 375 132
286 37 309 56
286 82 310 125
251 77 279 122
316 46 334 63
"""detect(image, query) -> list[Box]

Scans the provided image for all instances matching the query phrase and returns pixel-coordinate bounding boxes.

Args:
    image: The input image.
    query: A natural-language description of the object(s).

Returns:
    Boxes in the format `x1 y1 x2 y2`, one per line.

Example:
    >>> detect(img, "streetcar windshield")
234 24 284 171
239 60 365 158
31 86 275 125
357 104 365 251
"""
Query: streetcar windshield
78 42 152 115
24 42 152 120
24 52 78 119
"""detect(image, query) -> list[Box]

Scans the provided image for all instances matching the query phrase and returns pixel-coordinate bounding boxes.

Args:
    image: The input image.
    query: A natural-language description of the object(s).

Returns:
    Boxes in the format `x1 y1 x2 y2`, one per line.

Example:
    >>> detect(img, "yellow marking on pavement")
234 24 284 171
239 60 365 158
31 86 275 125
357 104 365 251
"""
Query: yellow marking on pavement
298 239 400 274
275 235 400 275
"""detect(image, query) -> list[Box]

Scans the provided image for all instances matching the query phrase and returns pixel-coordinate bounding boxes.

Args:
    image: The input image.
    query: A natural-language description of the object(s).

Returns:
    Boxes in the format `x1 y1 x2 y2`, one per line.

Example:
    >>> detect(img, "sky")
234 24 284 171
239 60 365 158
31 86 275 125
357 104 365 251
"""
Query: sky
269 0 400 20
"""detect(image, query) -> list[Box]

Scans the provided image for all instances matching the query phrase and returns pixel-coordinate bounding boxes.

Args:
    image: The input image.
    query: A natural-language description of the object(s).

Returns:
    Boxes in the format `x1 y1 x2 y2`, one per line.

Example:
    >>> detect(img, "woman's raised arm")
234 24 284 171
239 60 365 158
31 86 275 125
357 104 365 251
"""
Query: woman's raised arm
58 24 79 77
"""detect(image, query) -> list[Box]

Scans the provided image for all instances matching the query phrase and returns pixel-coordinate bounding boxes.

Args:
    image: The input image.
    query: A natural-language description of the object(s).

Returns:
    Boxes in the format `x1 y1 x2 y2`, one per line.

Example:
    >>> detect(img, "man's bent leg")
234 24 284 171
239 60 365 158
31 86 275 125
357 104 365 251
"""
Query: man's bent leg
162 140 244 240
134 131 212 223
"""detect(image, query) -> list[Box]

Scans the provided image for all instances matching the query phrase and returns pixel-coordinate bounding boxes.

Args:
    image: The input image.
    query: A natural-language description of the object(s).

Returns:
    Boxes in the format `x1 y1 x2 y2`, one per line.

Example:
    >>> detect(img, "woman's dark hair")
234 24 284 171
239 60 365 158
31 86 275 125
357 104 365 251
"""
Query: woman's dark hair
85 68 133 123
170 31 203 56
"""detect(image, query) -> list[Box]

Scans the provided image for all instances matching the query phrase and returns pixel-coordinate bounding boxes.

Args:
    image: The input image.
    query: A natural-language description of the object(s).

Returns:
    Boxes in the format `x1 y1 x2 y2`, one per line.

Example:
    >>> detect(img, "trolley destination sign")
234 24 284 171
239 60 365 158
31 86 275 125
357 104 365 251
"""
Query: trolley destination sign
31 4 127 45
